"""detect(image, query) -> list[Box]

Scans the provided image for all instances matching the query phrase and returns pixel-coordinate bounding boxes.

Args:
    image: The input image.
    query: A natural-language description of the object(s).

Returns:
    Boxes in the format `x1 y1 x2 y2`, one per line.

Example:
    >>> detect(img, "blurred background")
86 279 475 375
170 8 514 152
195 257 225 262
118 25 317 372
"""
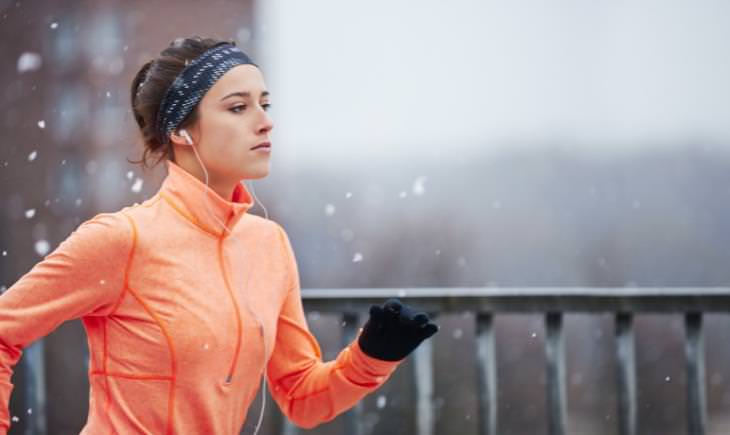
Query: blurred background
1 0 730 434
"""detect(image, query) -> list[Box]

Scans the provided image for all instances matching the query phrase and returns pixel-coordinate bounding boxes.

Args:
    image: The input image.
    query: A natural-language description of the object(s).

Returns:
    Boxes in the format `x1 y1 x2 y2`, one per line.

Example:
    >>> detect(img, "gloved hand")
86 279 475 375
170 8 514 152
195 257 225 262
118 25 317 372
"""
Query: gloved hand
358 298 439 361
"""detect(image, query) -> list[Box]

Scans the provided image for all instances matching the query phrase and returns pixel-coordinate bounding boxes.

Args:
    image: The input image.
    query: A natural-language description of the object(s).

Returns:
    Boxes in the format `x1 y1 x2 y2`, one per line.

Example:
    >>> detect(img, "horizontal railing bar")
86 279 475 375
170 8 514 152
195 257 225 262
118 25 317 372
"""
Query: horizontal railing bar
301 288 730 313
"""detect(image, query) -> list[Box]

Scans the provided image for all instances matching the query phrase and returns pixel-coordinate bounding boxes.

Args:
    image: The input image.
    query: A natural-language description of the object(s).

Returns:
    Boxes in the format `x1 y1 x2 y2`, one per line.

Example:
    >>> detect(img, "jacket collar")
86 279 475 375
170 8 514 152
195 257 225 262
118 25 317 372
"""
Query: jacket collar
158 159 254 237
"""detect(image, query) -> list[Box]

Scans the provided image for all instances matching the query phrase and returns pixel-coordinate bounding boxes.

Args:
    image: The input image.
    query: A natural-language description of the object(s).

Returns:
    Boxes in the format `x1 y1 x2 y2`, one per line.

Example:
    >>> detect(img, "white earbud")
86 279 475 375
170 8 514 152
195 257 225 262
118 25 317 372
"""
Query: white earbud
179 129 193 145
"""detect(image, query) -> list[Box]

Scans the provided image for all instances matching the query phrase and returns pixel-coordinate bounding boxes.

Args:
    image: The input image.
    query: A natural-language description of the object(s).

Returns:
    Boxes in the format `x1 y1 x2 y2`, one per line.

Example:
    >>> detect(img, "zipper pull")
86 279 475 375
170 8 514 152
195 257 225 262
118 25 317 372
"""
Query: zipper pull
225 374 233 384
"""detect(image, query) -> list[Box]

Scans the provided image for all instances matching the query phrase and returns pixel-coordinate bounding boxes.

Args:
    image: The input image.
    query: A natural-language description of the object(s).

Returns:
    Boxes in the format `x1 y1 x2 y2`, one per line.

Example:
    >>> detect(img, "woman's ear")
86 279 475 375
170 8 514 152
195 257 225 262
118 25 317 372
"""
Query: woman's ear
169 129 194 146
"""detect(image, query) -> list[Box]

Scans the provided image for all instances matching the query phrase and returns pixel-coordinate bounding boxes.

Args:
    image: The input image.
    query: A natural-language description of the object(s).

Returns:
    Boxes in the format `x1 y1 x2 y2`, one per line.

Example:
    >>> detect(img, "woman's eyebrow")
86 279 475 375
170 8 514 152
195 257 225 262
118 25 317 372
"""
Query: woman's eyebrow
220 90 269 101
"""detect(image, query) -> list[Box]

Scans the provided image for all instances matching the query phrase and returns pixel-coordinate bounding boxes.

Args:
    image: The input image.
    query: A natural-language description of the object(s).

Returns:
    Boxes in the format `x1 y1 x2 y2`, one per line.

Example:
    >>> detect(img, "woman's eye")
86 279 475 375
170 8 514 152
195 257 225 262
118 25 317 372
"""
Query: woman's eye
229 103 271 113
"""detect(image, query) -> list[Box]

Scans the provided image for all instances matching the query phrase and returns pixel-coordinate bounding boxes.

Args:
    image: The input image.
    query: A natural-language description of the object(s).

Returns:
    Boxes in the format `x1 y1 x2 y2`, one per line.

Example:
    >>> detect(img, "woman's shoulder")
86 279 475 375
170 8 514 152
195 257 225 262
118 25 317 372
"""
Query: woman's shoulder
242 213 286 233
43 210 136 271
68 210 135 251
239 214 292 247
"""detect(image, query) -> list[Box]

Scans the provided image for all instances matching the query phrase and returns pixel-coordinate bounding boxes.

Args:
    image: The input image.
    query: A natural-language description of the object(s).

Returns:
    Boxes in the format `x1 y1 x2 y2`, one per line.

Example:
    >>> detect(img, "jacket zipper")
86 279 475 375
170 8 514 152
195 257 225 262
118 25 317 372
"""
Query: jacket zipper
218 214 267 385
219 215 243 385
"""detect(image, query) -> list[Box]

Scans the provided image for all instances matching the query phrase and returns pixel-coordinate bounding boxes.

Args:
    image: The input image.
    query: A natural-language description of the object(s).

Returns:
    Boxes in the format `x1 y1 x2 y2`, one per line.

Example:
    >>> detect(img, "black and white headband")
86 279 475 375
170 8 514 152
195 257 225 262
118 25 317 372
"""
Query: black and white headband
155 43 257 144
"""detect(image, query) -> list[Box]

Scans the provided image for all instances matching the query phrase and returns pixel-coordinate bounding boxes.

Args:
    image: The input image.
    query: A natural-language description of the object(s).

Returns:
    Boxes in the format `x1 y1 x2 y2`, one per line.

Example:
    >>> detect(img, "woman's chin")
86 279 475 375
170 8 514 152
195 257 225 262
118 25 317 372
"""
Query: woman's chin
243 165 270 180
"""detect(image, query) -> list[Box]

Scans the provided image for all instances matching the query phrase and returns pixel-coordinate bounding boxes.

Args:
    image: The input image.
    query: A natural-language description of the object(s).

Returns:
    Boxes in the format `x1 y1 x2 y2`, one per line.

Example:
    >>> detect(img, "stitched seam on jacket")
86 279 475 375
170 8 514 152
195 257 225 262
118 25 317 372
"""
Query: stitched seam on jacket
100 212 137 428
109 212 137 316
125 286 177 435
90 371 173 381
218 236 243 383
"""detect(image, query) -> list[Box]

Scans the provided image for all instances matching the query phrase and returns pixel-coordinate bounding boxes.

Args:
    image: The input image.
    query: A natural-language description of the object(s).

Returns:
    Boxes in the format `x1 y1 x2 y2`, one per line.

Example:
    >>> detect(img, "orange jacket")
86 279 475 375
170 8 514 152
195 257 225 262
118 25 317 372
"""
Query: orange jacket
0 160 402 434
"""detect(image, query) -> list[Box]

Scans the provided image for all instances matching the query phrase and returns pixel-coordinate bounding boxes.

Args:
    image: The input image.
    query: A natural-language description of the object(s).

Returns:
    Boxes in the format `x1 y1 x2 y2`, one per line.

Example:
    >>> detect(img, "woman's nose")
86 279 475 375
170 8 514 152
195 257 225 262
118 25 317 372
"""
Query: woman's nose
257 108 274 134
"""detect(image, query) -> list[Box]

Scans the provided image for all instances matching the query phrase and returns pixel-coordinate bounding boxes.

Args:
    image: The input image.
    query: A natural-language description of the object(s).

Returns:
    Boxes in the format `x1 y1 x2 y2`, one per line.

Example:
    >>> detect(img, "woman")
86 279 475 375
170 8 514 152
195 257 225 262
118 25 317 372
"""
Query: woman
0 36 438 434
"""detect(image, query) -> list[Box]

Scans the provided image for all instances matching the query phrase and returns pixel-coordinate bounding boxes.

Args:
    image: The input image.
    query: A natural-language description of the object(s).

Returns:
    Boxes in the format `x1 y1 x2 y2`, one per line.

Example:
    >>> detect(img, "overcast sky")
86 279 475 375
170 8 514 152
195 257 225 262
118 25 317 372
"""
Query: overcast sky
257 0 730 168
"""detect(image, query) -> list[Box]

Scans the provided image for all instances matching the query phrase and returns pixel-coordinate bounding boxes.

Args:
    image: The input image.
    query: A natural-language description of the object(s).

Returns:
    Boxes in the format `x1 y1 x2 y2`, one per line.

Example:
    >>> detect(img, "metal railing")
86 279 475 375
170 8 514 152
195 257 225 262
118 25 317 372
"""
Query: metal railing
278 287 730 435
17 287 730 435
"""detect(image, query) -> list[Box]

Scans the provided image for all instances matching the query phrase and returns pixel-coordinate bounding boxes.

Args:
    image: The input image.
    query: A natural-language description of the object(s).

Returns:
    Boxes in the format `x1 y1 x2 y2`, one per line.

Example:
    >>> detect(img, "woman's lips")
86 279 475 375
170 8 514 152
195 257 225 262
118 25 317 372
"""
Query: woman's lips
251 142 271 150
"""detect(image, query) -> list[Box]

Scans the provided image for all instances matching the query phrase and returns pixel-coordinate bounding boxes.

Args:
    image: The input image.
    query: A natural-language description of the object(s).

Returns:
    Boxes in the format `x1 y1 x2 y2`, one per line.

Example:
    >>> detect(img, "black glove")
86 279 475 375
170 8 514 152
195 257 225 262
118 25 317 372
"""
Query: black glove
358 298 439 361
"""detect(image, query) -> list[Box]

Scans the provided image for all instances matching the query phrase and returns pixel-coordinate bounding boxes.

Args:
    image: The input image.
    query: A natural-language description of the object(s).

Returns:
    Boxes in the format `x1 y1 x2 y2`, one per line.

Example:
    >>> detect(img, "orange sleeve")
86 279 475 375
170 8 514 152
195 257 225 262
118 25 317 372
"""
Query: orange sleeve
265 225 402 429
0 213 132 433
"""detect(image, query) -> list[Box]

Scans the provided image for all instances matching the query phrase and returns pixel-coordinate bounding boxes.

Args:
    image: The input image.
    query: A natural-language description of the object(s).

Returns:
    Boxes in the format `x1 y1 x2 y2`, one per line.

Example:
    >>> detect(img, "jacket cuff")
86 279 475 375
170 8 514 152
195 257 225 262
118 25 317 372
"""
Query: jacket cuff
349 329 403 378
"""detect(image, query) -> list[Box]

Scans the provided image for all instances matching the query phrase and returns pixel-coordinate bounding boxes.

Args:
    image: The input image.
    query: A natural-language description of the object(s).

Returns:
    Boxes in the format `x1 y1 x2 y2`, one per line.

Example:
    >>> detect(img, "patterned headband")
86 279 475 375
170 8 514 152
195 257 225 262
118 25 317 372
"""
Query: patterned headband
155 43 257 144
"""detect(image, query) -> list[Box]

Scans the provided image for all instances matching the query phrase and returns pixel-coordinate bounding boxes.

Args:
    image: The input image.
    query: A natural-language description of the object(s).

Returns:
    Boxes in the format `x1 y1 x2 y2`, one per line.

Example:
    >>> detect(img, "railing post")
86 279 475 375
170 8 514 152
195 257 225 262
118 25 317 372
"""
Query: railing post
685 312 707 435
341 312 363 435
476 313 497 435
23 339 46 435
414 332 435 435
615 312 636 435
281 418 298 435
545 312 566 435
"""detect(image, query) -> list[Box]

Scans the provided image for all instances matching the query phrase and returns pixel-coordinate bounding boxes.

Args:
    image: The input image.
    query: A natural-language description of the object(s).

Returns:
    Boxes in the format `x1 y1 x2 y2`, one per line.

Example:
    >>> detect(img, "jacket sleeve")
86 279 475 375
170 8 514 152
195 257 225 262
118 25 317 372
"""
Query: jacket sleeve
266 224 403 429
0 212 132 433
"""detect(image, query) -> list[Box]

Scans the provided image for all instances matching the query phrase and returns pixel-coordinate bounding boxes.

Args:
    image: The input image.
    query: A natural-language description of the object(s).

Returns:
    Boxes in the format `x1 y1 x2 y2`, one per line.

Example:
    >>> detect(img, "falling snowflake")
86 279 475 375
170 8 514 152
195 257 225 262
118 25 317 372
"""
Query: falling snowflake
37 120 46 129
345 192 352 199
131 178 143 193
25 209 36 219
1 251 6 256
17 52 42 73
11 416 19 423
412 176 427 196
49 22 58 29
27 150 37 161
453 329 463 339
126 170 134 180
324 204 335 216
376 395 387 409
398 191 407 198
352 252 363 263
75 198 82 207
105 91 111 98
34 240 50 256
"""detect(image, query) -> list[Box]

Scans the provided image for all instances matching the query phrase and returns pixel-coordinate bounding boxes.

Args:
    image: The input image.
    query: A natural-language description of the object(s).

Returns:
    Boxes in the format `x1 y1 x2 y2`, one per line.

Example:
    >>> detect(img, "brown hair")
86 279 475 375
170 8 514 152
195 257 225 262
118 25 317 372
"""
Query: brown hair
127 36 236 170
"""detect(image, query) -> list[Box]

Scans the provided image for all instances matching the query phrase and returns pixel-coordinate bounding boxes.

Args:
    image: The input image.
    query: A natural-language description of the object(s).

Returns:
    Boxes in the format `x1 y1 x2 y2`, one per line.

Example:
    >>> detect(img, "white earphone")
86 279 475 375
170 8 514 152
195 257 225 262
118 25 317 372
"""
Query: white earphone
179 129 193 145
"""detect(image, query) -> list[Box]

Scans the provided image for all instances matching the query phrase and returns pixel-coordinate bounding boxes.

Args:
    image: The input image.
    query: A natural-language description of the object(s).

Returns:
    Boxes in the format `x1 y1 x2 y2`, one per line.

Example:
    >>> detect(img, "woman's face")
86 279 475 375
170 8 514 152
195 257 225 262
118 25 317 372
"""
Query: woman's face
173 64 274 182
